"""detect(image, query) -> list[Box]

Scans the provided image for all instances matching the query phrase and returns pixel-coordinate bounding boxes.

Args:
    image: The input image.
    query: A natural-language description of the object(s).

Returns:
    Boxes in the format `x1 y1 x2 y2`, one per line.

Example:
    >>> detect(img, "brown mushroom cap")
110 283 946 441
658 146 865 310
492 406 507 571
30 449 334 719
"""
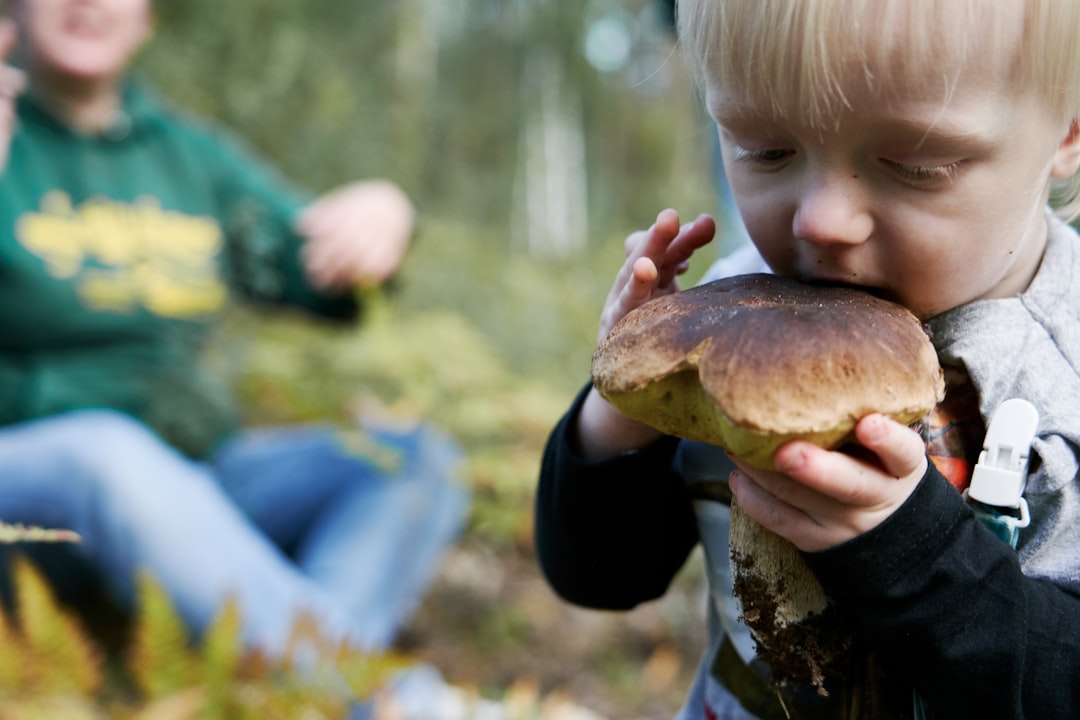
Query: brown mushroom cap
592 274 944 468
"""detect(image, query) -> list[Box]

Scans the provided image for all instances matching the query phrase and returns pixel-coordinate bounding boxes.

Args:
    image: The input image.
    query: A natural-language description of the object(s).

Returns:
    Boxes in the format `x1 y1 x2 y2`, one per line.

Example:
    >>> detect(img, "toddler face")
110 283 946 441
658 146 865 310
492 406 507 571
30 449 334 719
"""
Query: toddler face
700 1 1080 320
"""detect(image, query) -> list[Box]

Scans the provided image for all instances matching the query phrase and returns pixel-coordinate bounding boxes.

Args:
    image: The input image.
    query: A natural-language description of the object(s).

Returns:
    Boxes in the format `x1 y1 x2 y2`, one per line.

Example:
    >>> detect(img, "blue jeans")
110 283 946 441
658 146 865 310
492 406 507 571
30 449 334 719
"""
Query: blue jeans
0 409 468 656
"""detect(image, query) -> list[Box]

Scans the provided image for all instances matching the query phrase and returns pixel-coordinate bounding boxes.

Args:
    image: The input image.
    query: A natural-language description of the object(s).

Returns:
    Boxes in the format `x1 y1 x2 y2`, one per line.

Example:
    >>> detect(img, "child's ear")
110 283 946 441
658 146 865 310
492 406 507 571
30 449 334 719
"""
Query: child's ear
1051 120 1080 180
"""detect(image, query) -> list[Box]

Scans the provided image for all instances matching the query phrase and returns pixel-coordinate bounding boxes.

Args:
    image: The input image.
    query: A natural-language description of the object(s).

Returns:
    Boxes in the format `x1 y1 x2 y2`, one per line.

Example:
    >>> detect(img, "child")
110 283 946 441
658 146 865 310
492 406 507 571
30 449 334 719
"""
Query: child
536 0 1080 717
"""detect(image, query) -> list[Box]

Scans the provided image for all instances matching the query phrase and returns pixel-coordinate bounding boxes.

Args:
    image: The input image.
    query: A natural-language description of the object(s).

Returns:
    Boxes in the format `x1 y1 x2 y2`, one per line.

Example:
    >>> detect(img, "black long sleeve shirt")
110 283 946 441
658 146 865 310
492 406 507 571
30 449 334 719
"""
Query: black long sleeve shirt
536 386 1080 719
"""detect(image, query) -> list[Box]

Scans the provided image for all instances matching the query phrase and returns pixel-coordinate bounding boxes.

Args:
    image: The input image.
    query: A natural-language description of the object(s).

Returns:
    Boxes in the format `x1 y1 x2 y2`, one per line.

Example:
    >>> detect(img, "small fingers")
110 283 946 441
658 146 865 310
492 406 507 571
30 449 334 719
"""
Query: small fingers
624 208 676 252
730 460 893 552
726 453 813 507
773 440 909 510
728 470 830 549
854 414 928 480
770 429 923 515
629 254 658 288
601 209 712 342
730 417 928 550
668 214 716 259
654 214 715 289
597 255 659 340
626 209 680 260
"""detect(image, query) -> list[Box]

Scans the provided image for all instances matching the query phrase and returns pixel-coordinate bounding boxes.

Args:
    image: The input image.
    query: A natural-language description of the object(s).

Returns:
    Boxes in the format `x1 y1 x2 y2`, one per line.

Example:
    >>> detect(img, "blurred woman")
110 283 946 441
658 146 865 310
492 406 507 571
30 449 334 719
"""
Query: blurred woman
0 0 467 658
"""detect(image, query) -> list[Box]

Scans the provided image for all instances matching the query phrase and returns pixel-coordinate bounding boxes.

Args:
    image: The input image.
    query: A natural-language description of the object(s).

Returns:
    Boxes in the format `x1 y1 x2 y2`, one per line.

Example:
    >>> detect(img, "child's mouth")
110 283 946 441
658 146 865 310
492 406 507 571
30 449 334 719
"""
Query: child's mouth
800 275 896 303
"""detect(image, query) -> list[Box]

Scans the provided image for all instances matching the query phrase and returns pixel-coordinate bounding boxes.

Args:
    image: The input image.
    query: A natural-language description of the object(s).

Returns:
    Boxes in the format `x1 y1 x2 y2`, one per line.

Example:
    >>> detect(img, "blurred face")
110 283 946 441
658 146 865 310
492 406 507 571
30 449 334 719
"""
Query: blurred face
708 40 1080 320
13 0 151 84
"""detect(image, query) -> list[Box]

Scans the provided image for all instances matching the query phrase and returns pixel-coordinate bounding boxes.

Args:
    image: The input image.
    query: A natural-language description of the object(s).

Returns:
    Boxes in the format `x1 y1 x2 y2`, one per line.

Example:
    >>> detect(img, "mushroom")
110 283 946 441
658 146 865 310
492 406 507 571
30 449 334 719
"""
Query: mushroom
591 273 944 695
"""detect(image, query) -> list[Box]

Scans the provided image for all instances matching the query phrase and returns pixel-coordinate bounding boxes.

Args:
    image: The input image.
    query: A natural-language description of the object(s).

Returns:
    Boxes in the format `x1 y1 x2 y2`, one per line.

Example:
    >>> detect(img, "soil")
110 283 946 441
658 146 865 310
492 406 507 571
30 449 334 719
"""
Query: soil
396 534 709 720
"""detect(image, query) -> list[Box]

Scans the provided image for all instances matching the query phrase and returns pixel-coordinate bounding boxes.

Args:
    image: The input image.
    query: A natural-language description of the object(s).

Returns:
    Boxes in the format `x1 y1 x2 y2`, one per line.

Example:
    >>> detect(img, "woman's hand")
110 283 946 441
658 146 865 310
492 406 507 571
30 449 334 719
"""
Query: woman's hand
728 413 929 552
0 19 27 174
296 179 415 291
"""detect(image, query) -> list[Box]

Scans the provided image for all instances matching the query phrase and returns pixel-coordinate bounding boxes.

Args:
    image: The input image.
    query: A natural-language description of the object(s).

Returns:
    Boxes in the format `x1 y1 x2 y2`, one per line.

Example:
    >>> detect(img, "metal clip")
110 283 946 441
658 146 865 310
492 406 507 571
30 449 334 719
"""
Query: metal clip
963 398 1039 529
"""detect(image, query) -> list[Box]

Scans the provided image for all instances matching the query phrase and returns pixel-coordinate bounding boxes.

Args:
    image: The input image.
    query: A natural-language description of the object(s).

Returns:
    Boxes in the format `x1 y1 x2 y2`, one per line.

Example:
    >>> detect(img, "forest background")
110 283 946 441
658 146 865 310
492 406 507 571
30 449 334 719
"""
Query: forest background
135 1 733 718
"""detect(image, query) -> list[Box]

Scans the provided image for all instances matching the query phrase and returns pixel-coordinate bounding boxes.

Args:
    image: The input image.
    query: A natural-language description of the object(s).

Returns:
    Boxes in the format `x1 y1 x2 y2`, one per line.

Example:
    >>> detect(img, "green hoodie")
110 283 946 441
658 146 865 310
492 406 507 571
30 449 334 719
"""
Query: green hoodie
0 81 356 458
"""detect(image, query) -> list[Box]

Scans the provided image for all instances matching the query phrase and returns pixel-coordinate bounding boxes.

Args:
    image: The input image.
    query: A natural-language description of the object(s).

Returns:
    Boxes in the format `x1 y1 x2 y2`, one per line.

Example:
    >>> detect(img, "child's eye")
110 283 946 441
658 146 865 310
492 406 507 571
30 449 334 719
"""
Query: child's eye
884 159 963 186
732 147 794 166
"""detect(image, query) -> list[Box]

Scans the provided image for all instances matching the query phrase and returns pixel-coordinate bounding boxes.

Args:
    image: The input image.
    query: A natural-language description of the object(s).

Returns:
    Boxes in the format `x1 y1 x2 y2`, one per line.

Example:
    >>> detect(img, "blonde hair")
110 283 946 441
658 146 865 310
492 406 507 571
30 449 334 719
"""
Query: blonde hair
677 0 1080 218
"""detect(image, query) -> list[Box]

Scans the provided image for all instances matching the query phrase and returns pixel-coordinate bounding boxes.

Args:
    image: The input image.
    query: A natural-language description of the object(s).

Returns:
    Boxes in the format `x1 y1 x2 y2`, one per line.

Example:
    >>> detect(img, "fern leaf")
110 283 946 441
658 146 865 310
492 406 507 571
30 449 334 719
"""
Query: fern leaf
199 596 243 718
0 602 24 693
333 645 411 702
127 571 199 699
12 555 102 696
0 694 105 719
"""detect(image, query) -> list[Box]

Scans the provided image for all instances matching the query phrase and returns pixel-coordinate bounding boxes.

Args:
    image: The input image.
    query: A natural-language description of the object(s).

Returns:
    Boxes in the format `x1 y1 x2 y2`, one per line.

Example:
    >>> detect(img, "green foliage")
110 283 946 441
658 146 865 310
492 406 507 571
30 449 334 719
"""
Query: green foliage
194 600 242 718
127 573 200 700
124 573 413 720
223 300 563 544
0 559 409 719
0 559 611 719
6 556 102 699
137 0 718 245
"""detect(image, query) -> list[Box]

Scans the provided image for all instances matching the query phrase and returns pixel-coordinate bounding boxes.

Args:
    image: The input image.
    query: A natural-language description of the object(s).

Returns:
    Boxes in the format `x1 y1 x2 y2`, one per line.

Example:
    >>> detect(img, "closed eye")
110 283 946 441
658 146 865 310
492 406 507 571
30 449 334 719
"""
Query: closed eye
732 147 795 167
883 159 963 186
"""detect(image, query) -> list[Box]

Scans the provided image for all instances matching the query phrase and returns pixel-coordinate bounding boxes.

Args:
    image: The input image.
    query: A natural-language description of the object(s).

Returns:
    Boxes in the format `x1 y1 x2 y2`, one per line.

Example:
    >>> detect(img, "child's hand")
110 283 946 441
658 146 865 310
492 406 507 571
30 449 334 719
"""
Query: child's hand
576 209 715 461
597 208 715 342
727 414 928 552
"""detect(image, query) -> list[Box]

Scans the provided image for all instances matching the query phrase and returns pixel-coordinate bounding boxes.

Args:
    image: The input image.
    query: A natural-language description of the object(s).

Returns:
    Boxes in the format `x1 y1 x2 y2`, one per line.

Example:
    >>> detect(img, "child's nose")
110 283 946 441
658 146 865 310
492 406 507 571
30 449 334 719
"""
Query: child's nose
792 173 872 248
